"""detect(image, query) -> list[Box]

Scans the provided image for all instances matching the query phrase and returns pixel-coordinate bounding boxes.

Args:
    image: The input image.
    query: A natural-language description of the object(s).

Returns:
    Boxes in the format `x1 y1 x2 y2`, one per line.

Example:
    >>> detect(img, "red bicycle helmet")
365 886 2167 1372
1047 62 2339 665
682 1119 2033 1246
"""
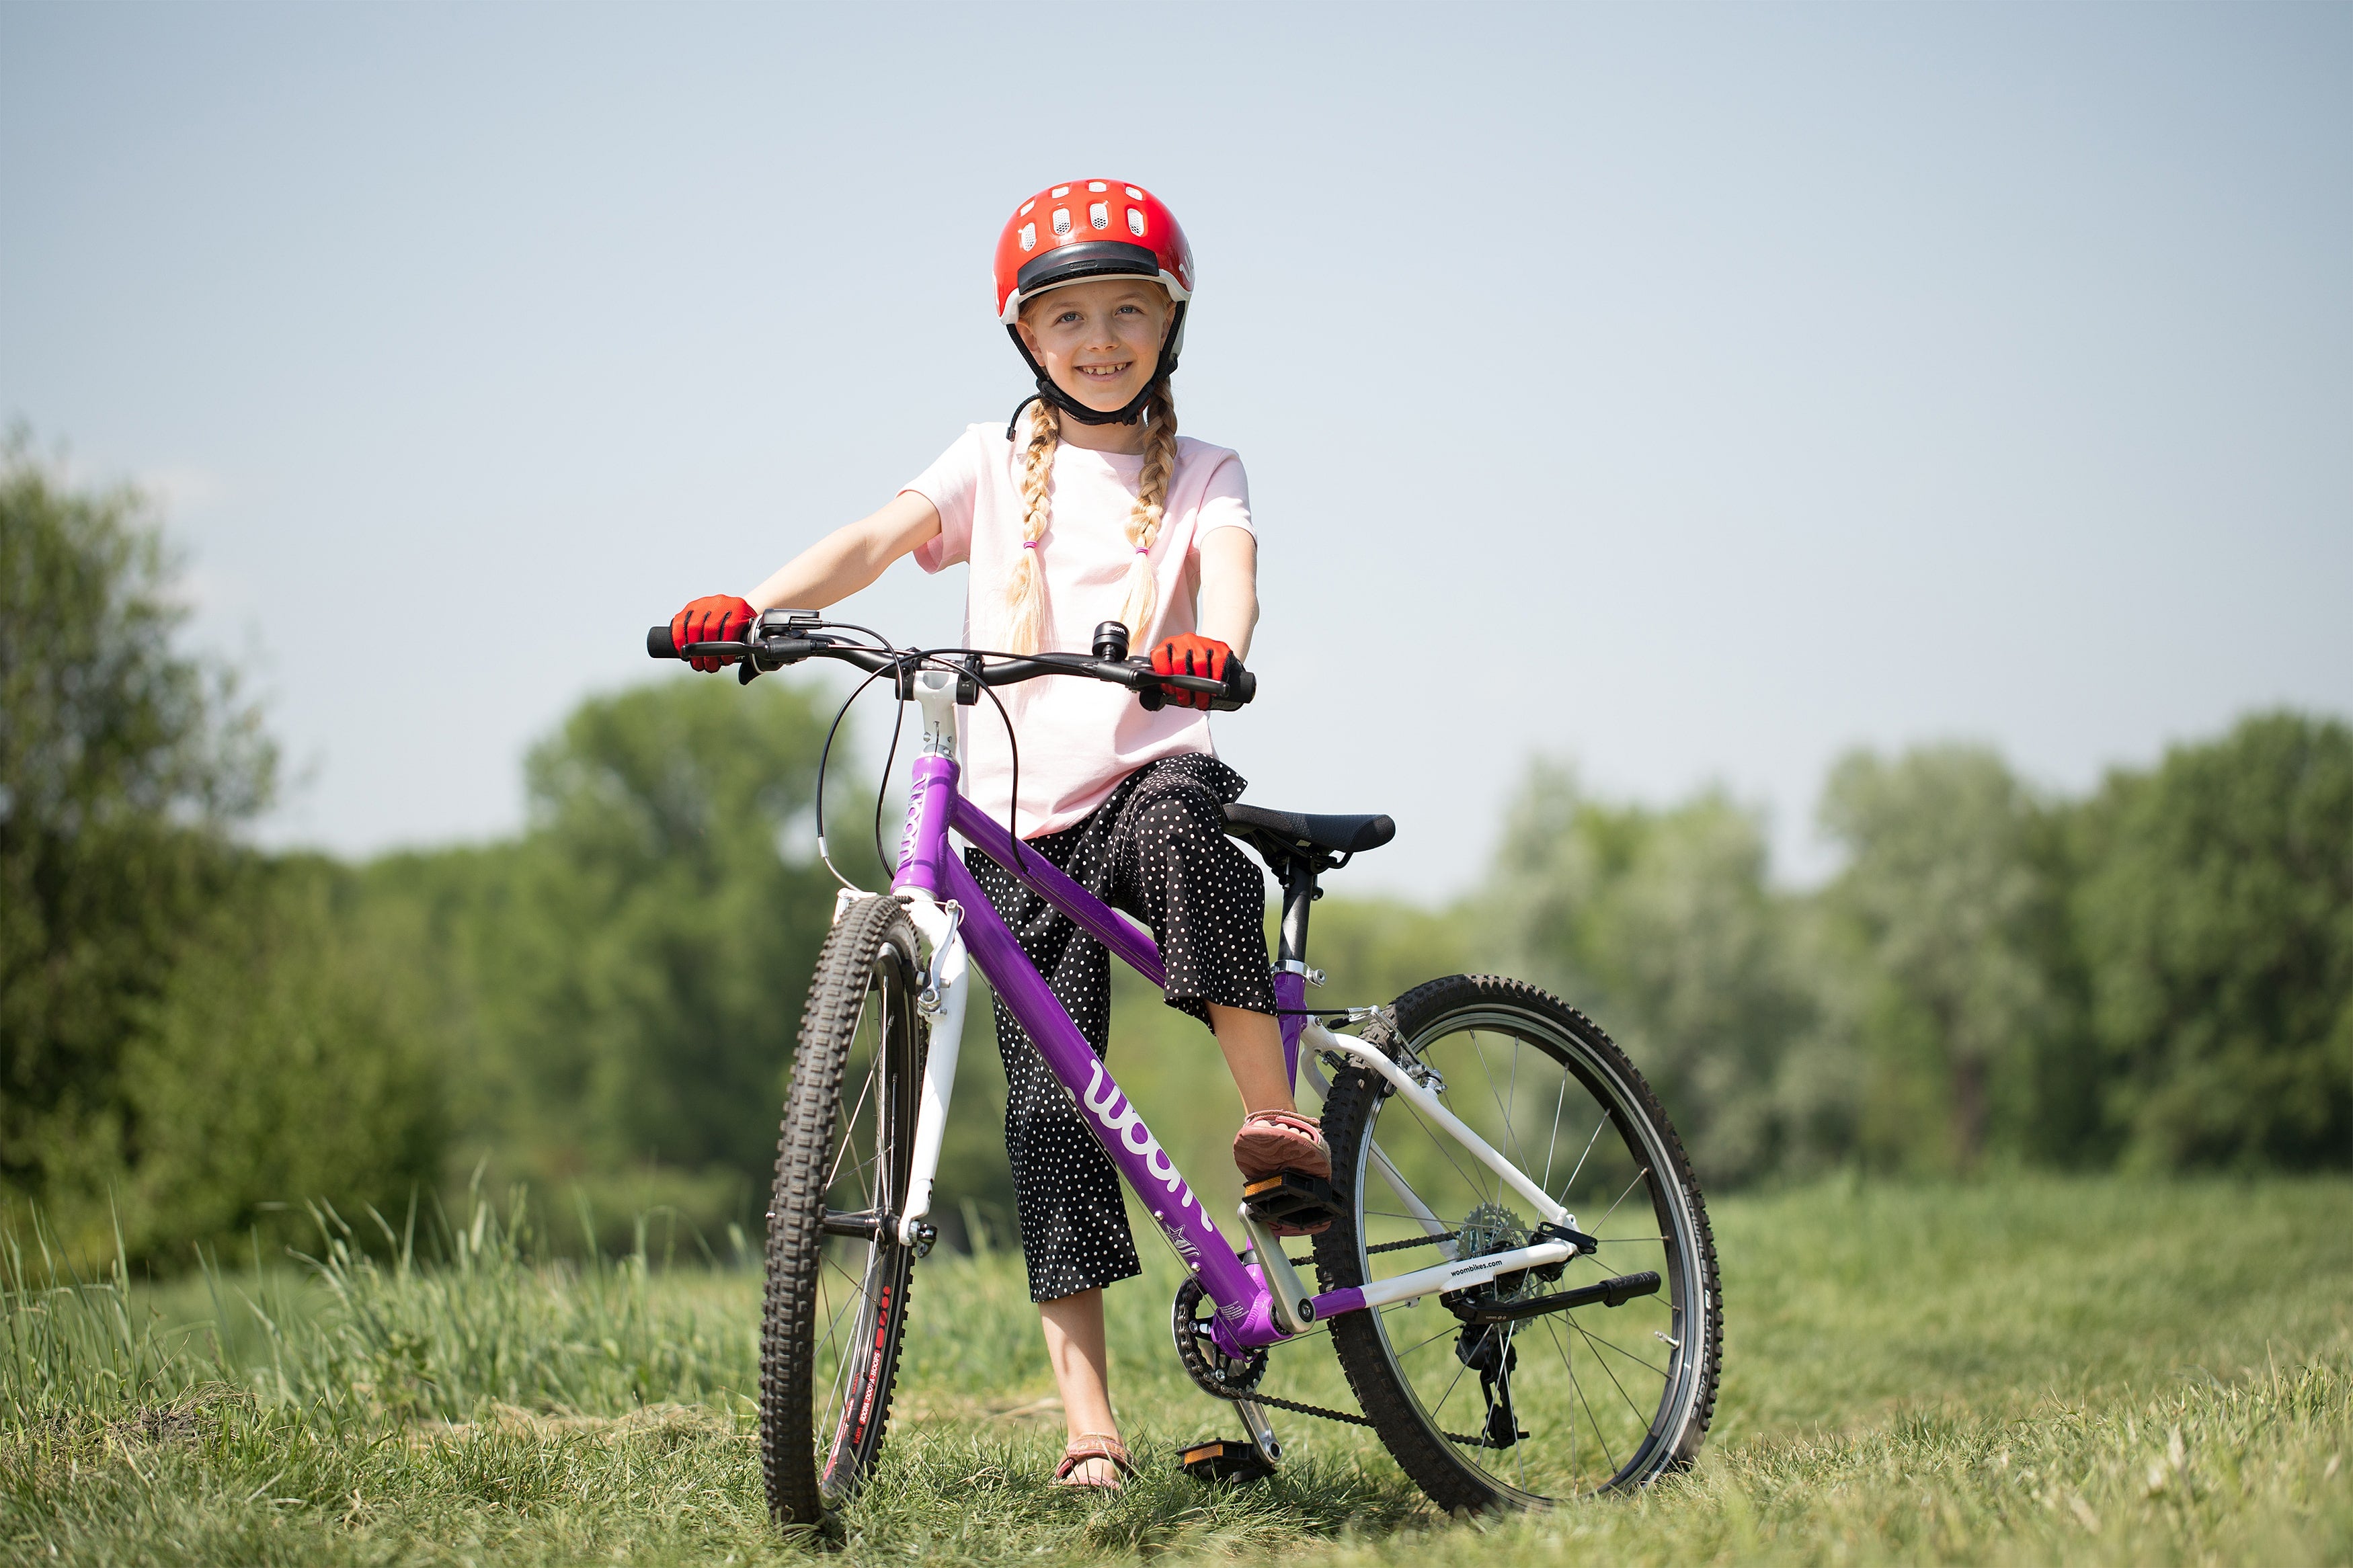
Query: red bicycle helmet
993 179 1193 428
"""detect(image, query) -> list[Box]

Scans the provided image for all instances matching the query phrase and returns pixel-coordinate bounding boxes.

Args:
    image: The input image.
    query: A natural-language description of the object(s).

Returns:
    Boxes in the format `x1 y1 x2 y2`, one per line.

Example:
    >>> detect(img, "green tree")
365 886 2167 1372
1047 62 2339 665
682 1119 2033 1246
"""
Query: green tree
120 857 446 1257
0 434 274 1236
1813 745 2069 1173
364 675 861 1242
1484 764 1814 1185
2071 711 2353 1169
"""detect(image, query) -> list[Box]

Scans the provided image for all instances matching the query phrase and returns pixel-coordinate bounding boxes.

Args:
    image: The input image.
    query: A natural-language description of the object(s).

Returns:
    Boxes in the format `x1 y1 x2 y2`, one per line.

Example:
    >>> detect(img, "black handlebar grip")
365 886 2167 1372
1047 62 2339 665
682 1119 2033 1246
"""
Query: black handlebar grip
647 625 678 658
1231 669 1257 704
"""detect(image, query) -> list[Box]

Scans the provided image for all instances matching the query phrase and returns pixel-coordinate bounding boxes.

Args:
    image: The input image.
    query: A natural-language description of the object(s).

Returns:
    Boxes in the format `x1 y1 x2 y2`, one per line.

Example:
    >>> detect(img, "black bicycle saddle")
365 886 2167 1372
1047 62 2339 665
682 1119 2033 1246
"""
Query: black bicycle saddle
1221 803 1396 872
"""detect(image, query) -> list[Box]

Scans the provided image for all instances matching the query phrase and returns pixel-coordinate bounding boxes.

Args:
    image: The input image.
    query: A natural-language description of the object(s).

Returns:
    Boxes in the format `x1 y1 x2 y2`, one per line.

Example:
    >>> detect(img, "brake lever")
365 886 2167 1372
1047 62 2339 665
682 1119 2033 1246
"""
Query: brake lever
1117 655 1253 712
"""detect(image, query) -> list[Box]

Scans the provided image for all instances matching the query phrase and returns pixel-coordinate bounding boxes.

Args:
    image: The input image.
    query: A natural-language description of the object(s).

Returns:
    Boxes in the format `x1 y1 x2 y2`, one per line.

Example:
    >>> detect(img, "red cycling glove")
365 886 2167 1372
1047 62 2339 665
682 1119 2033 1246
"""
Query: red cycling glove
1151 634 1234 711
670 595 756 672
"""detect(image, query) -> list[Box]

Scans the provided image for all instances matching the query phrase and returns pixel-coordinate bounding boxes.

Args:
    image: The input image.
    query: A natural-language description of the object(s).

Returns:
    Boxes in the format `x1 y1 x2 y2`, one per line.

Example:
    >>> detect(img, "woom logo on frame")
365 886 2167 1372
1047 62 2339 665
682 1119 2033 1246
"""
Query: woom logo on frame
1082 1061 1203 1230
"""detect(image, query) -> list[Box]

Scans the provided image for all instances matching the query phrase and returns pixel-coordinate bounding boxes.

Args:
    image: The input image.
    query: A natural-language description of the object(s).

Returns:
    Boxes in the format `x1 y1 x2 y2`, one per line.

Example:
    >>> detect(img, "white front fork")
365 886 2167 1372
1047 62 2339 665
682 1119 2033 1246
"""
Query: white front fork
891 668 971 1249
897 894 969 1247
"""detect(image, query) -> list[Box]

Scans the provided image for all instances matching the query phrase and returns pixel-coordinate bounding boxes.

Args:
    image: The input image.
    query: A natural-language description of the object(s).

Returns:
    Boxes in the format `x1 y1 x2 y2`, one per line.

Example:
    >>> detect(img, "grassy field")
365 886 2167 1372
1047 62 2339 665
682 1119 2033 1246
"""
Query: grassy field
5 1176 2350 1566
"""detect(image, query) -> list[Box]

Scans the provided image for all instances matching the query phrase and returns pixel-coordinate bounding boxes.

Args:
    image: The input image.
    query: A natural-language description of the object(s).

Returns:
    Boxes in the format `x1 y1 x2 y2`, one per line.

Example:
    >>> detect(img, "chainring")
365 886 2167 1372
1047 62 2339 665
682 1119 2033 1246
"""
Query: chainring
1171 1276 1267 1399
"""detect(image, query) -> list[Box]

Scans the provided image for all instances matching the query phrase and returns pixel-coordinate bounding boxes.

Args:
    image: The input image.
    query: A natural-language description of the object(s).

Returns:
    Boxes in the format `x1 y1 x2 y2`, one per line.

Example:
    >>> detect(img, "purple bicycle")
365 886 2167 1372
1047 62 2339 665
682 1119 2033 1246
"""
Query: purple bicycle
649 611 1722 1522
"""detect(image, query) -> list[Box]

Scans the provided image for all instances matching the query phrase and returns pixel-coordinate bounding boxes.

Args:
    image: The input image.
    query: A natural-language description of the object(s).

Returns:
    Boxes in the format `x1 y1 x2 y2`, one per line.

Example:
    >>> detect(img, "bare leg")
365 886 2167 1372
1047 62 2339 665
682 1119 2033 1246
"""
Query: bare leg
1209 1003 1294 1114
1039 1288 1122 1485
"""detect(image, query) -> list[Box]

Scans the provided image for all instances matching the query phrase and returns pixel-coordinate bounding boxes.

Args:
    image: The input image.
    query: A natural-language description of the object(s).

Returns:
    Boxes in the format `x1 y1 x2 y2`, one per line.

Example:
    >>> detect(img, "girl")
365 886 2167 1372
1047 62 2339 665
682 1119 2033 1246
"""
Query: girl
669 181 1324 1490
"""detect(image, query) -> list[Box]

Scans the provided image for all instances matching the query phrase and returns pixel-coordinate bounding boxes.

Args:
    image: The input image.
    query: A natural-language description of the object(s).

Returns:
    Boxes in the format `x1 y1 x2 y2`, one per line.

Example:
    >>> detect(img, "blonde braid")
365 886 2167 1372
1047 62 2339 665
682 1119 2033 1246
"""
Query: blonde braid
1115 378 1179 640
1002 397 1060 655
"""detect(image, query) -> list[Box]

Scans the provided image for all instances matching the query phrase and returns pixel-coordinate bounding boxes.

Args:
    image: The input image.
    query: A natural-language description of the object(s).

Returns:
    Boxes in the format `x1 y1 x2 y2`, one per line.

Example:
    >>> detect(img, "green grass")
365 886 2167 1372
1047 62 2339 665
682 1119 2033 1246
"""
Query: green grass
5 1177 2350 1565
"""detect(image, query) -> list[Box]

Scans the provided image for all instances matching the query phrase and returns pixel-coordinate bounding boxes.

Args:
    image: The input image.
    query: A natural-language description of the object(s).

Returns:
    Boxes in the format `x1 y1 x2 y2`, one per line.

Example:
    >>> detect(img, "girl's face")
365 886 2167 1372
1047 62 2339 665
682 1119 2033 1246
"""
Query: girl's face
1015 278 1173 414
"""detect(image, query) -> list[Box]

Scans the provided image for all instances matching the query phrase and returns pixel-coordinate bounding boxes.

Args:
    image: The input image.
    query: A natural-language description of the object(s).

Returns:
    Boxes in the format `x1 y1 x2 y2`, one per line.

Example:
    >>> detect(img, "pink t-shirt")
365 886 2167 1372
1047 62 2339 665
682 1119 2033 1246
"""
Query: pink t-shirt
902 424 1254 839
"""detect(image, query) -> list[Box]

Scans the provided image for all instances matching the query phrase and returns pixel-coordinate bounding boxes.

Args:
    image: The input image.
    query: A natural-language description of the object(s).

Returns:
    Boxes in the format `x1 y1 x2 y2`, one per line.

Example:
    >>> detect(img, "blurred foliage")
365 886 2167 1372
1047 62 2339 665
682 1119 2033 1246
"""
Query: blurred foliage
2071 711 2353 1170
1488 720 2352 1186
358 675 880 1255
118 856 445 1258
1 434 278 1251
1809 745 2075 1173
1482 766 1814 1185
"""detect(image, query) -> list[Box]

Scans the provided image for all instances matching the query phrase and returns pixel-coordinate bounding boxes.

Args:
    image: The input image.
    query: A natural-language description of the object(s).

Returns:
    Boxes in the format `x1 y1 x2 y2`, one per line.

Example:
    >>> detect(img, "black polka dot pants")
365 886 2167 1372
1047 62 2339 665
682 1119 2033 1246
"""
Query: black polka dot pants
965 753 1278 1303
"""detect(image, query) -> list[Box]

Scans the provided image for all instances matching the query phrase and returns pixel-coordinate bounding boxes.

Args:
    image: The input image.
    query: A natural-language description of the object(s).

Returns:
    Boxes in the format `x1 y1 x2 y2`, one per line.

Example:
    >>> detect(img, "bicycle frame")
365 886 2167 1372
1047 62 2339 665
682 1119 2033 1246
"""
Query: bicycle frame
881 671 1580 1359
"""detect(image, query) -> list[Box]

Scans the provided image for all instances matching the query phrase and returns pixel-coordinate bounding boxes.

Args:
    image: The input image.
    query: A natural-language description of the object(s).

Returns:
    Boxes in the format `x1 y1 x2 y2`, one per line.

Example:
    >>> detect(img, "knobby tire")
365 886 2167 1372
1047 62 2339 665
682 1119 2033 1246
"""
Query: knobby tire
1312 975 1724 1513
760 895 925 1528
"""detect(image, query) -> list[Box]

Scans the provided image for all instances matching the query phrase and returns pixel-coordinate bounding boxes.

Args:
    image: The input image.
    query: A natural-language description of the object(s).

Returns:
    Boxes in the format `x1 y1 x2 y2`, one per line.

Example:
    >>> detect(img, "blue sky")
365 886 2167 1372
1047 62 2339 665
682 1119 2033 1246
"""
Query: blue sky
4 3 2347 897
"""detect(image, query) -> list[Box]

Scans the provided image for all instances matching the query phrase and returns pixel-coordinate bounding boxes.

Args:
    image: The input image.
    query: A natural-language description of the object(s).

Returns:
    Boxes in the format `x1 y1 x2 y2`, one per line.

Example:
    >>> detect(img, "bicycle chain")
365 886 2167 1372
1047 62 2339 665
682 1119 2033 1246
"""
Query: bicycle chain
1286 1229 1459 1268
1214 1230 1483 1444
1219 1385 1486 1448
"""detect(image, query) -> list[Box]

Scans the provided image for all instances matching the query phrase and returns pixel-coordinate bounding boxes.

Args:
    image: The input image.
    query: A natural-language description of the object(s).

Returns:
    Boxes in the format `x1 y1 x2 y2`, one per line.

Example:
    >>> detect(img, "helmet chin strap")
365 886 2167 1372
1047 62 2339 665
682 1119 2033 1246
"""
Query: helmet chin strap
1002 302 1185 440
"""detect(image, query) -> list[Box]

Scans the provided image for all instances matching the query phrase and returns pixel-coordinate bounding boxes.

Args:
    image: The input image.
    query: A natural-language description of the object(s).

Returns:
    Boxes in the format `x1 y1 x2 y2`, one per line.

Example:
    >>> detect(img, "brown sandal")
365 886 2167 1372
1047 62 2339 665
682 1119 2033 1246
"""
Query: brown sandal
1233 1109 1332 1182
1052 1432 1134 1490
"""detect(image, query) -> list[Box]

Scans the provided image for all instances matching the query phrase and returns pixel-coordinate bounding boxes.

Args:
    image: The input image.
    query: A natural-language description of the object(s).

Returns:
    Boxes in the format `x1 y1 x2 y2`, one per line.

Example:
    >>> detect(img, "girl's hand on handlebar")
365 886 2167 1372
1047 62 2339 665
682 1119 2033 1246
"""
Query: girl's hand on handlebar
1151 634 1237 711
670 595 755 671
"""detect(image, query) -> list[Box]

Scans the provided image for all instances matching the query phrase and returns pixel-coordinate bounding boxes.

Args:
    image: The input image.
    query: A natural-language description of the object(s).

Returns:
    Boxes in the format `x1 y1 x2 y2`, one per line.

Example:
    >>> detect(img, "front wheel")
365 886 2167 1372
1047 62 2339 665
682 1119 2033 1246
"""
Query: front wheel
1313 975 1722 1512
760 895 924 1526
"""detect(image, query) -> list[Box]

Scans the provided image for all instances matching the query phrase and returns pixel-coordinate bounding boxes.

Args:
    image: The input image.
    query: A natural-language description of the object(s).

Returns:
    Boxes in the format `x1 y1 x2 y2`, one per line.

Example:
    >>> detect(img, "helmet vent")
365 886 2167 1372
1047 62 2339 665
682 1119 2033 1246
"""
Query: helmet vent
1089 202 1109 230
1019 200 1035 217
1051 185 1071 198
1052 208 1072 237
1019 223 1035 251
1088 180 1107 192
1127 207 1146 237
1124 186 1144 200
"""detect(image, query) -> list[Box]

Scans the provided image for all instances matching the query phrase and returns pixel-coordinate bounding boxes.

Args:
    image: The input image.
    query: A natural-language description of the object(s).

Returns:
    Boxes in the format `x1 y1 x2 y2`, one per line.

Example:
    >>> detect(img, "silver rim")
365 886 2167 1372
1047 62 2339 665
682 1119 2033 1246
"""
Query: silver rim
1351 1006 1710 1501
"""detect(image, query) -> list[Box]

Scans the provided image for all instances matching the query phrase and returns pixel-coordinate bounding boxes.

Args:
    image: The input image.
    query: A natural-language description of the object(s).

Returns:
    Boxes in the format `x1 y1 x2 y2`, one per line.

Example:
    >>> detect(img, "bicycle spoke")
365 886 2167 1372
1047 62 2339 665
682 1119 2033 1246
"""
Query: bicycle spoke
1544 1313 1618 1479
1392 1094 1490 1207
815 1267 865 1430
1389 1321 1461 1362
1473 1031 1536 1179
1507 1321 1528 1490
1501 1036 1533 1183
1542 1071 1569 1192
1566 1312 1654 1426
1430 1353 1474 1424
1565 1317 1671 1379
1597 1168 1650 1229
833 1141 884 1207
1560 1112 1607 1204
819 1255 872 1348
826 1057 881 1192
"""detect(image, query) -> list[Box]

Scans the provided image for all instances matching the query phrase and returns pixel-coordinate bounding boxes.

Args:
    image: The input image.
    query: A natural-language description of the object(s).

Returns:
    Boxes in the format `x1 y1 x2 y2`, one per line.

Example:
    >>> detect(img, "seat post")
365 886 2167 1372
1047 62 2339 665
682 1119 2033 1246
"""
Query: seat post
1275 860 1318 968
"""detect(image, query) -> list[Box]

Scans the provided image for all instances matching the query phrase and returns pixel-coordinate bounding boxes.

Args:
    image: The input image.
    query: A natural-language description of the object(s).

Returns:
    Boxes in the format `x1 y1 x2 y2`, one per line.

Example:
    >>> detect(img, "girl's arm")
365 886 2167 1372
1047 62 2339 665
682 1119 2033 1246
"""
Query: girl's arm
1195 527 1261 660
748 492 943 612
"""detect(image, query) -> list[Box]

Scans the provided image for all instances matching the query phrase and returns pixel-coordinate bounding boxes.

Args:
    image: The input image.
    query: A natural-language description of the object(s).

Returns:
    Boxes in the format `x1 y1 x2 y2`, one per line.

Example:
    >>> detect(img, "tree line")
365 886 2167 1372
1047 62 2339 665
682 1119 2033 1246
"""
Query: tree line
1482 729 2351 1187
4 443 2346 1264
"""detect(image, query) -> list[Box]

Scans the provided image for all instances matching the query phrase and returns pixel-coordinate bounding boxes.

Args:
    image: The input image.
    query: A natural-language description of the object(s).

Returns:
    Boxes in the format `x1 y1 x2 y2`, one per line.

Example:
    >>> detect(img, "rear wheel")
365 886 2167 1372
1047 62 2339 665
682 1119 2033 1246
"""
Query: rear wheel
760 895 924 1526
1313 975 1722 1512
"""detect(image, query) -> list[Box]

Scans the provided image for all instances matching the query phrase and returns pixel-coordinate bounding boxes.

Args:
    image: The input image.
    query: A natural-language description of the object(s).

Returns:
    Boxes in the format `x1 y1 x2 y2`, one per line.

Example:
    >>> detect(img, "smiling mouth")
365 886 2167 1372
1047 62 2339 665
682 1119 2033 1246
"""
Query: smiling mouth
1078 362 1131 380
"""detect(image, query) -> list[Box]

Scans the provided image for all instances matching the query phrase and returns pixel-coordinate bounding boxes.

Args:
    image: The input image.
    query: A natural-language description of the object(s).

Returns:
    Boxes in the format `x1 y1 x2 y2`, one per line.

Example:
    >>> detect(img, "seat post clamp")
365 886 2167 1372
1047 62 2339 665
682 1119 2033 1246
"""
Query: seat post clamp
1273 960 1326 987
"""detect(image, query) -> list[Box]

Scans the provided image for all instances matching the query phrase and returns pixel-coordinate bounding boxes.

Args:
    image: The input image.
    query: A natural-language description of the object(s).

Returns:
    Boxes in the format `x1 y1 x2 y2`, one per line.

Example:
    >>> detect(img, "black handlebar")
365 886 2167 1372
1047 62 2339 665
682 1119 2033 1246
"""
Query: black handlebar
645 624 1257 710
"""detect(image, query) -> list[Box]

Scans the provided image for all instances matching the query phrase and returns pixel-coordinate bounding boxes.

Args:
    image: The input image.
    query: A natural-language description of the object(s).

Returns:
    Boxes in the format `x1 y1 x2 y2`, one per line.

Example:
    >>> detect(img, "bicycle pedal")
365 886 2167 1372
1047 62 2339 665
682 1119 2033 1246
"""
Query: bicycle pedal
1240 1170 1343 1229
1180 1438 1277 1485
